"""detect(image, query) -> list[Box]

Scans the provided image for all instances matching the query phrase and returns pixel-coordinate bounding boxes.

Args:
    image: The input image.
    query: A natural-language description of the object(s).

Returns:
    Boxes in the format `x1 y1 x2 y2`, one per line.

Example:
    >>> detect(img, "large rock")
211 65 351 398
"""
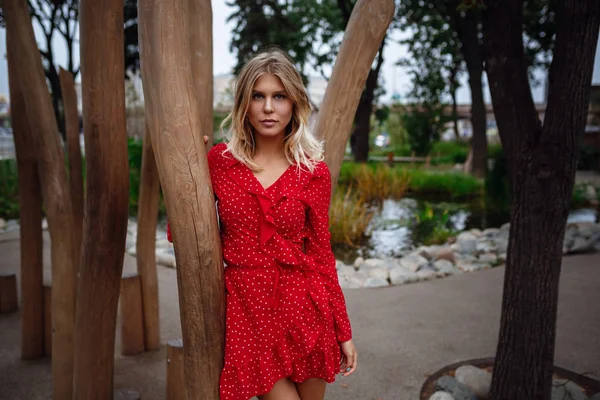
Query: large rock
435 248 456 263
367 267 389 280
353 256 365 268
389 266 419 285
416 268 436 281
454 365 491 399
398 254 428 272
434 376 477 400
363 277 389 288
0 218 6 230
456 232 478 253
363 258 388 269
338 266 357 277
429 391 455 400
433 259 459 276
551 379 587 400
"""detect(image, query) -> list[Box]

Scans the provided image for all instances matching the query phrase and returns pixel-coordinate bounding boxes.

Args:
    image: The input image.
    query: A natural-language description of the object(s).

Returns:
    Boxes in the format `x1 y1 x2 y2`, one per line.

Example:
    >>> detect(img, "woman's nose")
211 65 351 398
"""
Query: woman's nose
263 97 273 113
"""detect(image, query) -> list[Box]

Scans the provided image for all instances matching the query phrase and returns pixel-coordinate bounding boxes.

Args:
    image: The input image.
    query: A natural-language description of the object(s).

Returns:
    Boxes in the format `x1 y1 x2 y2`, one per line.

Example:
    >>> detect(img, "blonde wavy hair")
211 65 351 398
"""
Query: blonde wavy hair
220 48 324 172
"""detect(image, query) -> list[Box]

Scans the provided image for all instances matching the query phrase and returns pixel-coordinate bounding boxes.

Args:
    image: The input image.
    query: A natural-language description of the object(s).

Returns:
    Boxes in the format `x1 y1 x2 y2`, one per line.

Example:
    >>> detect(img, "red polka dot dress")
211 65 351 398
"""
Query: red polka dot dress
206 143 352 399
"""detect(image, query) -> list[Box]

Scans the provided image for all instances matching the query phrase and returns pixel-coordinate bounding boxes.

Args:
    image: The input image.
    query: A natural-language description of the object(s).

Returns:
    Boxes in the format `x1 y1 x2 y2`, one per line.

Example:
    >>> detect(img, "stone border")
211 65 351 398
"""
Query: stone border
420 357 600 400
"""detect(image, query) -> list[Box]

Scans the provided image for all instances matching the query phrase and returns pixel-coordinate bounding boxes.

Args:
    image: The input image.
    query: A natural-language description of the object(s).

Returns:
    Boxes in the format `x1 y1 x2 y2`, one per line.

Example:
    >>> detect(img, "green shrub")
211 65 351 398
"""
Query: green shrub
0 159 20 219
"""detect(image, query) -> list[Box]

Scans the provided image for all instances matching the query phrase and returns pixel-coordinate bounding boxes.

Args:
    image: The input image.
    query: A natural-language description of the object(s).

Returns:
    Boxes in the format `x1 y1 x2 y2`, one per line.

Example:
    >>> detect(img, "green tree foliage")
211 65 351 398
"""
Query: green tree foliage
226 0 319 83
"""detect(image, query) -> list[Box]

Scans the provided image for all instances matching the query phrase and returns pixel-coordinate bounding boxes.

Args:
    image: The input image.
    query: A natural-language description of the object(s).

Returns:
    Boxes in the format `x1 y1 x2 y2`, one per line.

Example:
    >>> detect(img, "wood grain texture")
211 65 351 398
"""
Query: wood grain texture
166 339 188 400
0 273 18 313
138 0 225 398
43 285 52 357
59 68 84 251
312 0 395 192
120 273 145 356
73 0 130 397
3 1 78 397
6 33 45 359
135 123 161 351
188 0 214 149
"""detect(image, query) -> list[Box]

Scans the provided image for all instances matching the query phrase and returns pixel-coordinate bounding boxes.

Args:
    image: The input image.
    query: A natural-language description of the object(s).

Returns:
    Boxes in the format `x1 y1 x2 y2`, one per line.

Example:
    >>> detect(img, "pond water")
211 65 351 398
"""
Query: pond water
332 197 598 264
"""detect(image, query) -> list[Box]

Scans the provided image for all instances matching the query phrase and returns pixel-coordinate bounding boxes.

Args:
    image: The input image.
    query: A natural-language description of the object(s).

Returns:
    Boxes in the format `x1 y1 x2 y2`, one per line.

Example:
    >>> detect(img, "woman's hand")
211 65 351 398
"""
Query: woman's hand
339 339 357 377
204 135 208 144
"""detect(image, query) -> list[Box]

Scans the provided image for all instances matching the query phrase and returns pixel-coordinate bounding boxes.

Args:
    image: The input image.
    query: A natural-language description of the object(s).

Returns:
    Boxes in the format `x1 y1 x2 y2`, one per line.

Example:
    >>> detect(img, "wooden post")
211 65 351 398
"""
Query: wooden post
138 0 225 398
43 284 52 356
3 2 79 396
312 0 395 192
0 273 18 313
135 124 161 352
59 68 84 252
120 273 145 356
188 0 214 149
6 32 45 359
73 0 129 397
166 339 188 400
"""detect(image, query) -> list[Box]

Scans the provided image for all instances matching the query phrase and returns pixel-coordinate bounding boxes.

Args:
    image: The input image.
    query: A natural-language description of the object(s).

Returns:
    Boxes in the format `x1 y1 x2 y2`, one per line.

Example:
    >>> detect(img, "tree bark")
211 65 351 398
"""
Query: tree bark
7 31 45 360
351 40 386 163
59 68 84 249
73 0 130 397
483 1 600 399
3 1 78 397
457 9 488 178
313 0 395 191
138 0 225 398
135 123 161 351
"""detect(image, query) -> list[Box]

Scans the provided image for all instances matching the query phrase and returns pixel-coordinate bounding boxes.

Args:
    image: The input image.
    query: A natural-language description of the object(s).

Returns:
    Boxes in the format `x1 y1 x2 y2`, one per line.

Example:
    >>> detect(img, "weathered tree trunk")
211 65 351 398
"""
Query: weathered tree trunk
72 0 130 397
7 35 45 360
135 123 161 351
313 0 395 191
482 1 600 399
3 1 78 397
138 0 225 398
189 0 214 149
351 40 386 163
458 9 488 178
59 68 84 247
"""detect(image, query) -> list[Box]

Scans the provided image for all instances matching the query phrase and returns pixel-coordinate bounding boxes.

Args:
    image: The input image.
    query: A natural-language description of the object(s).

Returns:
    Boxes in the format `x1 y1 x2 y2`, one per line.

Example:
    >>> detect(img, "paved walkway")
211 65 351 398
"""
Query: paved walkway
0 232 599 399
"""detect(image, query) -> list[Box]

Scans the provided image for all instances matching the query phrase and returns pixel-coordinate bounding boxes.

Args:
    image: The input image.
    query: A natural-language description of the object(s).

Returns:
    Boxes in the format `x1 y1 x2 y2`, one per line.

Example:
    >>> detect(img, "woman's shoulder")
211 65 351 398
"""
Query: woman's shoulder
310 160 331 180
208 142 233 169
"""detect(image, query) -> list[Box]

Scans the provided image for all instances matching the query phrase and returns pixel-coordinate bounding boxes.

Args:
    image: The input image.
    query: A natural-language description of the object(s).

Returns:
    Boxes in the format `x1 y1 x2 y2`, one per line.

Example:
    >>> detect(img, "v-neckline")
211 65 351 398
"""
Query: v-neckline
248 163 293 192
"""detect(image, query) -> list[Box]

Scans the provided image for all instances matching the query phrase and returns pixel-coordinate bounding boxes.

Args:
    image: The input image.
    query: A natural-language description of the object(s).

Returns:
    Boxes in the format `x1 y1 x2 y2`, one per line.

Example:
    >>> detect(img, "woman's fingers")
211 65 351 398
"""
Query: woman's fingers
342 351 356 377
203 135 208 144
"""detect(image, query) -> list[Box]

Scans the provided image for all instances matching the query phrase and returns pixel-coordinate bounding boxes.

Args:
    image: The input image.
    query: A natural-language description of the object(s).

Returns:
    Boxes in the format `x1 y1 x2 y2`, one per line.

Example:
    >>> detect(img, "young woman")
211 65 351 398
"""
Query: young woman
168 48 356 400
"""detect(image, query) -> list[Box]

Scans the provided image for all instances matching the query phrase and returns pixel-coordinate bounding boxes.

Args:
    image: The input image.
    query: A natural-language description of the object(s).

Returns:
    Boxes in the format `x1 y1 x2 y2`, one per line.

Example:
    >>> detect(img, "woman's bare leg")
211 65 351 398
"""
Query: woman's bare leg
258 377 301 400
295 378 327 400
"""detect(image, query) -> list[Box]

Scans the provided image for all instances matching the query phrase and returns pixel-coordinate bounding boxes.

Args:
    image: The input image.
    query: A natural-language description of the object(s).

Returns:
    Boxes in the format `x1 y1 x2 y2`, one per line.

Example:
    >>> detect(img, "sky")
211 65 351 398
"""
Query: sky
1 0 599 105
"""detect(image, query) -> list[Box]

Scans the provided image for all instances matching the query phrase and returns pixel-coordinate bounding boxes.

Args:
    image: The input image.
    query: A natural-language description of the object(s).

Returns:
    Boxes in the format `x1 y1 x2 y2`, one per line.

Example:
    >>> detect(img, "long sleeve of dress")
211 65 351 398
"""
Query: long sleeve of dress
304 164 352 342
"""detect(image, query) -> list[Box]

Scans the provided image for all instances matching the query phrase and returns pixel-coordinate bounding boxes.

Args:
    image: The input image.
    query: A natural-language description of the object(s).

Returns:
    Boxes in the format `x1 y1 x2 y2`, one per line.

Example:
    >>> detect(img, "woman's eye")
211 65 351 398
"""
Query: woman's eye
252 93 263 99
275 94 286 100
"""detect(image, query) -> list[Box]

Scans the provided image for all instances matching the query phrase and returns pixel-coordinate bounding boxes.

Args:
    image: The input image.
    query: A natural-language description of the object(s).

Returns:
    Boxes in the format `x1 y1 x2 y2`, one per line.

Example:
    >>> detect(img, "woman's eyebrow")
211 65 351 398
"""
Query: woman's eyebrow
252 89 287 95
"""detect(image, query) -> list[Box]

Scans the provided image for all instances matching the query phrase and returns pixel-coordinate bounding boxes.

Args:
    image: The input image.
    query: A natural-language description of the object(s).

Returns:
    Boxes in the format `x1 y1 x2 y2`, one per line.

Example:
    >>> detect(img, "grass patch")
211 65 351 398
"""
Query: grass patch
339 161 483 200
329 185 375 247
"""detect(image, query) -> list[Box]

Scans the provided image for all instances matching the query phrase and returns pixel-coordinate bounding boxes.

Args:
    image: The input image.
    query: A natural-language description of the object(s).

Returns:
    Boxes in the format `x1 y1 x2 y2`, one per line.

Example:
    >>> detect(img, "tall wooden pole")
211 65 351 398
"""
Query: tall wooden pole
135 123 161 351
3 1 79 397
6 31 45 361
189 0 214 149
138 0 225 398
72 0 129 397
59 68 85 247
312 0 395 192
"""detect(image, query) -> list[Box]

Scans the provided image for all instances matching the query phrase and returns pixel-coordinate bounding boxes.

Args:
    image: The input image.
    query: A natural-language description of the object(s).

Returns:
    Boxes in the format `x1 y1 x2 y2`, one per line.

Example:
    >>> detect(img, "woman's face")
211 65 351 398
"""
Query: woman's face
247 73 293 140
